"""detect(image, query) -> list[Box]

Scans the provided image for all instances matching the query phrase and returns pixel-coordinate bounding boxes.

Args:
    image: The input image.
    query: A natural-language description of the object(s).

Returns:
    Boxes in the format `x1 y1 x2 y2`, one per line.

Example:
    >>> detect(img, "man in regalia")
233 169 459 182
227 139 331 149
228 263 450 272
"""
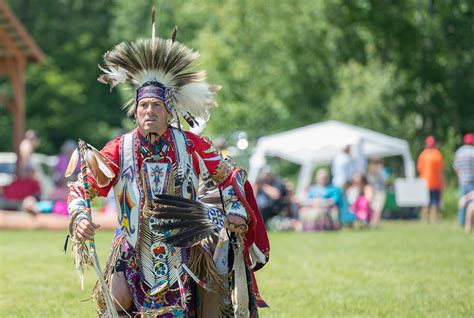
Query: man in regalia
66 10 269 318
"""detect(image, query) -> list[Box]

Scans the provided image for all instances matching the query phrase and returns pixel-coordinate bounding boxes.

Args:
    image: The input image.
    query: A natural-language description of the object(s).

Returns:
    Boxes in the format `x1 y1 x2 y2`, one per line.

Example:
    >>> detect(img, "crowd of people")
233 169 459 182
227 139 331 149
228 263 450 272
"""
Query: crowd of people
2 129 473 236
255 133 474 234
254 146 389 232
298 147 388 231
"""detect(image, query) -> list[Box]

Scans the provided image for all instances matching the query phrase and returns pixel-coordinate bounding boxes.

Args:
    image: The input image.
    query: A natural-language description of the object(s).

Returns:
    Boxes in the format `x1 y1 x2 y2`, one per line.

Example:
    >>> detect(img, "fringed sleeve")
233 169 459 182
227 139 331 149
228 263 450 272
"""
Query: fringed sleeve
66 136 122 229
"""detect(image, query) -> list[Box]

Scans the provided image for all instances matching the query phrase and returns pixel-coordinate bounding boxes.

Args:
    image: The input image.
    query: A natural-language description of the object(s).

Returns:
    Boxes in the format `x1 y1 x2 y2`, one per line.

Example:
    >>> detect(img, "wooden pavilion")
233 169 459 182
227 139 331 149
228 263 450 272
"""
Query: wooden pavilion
0 0 44 173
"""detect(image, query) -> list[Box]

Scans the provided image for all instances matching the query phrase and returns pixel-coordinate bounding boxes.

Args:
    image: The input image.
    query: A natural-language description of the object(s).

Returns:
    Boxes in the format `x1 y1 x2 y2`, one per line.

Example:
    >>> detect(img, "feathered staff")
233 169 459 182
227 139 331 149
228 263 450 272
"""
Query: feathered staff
65 139 118 318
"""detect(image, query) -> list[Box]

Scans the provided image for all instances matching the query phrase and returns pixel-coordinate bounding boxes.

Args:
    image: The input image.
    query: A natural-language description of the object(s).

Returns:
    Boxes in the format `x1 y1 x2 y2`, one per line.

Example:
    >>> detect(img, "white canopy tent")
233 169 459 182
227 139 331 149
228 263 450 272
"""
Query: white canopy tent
248 120 415 197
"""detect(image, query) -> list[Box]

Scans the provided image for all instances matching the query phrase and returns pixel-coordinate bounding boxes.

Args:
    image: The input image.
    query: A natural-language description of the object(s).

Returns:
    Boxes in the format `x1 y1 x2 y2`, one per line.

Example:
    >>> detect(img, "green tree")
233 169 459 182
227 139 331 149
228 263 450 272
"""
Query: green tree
1 0 471 168
327 59 416 140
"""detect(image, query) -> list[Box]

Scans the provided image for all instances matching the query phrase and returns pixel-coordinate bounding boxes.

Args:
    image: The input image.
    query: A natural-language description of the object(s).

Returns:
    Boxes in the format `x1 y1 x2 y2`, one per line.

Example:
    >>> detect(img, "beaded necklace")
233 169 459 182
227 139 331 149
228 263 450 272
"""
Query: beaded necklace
138 130 171 159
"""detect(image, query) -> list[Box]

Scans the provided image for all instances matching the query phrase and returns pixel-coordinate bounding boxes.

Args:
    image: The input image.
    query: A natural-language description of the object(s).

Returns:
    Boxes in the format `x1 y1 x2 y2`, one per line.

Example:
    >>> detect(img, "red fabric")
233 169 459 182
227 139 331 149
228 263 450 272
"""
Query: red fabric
243 181 270 262
87 128 224 197
243 180 270 308
4 178 41 200
184 131 223 176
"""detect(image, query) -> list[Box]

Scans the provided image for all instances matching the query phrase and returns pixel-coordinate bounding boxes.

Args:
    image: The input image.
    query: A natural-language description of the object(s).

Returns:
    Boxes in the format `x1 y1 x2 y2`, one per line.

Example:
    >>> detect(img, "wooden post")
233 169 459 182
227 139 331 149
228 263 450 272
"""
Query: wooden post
0 1 44 177
9 57 26 176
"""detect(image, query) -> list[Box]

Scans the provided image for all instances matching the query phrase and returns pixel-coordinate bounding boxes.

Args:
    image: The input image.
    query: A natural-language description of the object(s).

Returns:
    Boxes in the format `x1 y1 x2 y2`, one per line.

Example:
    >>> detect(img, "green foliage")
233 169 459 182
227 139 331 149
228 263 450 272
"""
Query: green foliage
0 0 472 175
0 222 472 316
442 183 460 218
192 1 338 139
328 59 416 141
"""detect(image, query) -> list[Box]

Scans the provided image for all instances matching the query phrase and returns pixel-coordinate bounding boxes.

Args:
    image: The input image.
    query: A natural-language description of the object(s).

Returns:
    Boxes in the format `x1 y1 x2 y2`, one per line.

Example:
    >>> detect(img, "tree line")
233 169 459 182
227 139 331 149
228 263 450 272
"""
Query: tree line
1 0 472 179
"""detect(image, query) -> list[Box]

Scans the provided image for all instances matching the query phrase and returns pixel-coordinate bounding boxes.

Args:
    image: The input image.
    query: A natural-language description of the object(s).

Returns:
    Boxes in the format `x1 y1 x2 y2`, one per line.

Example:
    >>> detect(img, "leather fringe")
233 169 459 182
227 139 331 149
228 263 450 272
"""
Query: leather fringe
189 245 231 317
71 240 92 290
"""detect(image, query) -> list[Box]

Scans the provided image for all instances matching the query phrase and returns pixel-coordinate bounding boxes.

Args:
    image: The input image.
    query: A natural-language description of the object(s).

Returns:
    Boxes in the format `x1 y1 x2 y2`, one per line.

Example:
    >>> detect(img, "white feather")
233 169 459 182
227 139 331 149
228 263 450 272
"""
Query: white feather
65 148 79 177
98 65 127 88
134 70 176 87
174 83 219 121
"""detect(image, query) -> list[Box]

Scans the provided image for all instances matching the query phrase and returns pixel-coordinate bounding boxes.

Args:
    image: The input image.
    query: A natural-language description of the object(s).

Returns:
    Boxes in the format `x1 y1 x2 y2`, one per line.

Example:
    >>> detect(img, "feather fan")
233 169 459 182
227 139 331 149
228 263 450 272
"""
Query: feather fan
152 194 224 248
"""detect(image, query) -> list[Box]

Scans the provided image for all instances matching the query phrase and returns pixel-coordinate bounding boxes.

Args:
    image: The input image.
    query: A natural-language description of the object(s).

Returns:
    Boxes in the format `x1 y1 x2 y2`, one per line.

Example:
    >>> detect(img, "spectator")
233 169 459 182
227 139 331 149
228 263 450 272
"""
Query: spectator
332 145 355 188
339 189 356 227
367 158 387 228
346 173 374 226
4 165 41 213
458 191 474 235
254 171 288 223
417 136 444 223
279 180 300 220
300 169 341 231
18 129 39 177
453 133 474 226
353 141 368 174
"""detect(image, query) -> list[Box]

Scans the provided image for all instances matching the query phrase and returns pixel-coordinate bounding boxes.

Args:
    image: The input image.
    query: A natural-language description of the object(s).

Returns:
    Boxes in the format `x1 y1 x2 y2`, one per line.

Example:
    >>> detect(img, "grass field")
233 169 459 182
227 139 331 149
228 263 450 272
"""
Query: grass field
0 221 472 317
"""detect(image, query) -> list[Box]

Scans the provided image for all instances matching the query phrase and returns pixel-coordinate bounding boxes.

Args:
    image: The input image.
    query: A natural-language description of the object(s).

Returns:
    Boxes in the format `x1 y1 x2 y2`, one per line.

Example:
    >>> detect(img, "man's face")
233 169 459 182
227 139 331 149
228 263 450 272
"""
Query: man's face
135 97 168 135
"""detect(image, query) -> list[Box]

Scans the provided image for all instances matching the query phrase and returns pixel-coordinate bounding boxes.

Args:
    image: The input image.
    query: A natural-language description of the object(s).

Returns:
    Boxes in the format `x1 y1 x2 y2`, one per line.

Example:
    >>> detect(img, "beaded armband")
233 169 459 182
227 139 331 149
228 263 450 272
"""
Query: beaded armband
67 178 97 236
211 158 233 186
222 184 248 220
67 198 89 236
221 168 254 221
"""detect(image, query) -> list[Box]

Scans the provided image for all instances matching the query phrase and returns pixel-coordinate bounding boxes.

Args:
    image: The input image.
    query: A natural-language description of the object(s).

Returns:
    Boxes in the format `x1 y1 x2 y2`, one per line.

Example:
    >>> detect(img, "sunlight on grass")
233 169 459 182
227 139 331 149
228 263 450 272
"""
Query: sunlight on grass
0 221 472 317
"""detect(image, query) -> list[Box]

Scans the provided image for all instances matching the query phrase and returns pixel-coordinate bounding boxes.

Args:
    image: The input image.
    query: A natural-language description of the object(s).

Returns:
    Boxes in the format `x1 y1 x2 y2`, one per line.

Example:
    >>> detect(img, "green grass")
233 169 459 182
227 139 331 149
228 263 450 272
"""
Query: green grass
0 221 472 317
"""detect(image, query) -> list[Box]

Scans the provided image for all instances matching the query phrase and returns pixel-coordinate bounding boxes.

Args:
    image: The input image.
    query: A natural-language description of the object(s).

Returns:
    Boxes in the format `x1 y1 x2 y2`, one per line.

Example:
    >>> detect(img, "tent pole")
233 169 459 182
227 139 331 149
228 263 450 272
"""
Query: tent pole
402 150 415 179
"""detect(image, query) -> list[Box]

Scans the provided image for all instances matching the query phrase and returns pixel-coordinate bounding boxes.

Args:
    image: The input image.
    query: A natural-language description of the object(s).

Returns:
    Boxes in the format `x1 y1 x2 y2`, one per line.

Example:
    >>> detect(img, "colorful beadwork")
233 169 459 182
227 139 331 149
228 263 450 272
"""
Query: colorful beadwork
208 207 225 229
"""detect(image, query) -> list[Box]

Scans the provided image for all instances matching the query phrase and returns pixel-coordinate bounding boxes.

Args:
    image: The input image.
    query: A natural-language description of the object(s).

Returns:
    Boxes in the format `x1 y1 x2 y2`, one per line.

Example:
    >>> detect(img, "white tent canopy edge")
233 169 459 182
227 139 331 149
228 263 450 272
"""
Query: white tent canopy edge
248 120 415 197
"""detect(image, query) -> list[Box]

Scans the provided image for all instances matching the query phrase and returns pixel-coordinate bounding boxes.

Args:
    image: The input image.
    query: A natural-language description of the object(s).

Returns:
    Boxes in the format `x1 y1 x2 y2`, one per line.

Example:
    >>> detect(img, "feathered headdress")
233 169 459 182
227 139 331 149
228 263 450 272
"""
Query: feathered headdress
98 8 221 127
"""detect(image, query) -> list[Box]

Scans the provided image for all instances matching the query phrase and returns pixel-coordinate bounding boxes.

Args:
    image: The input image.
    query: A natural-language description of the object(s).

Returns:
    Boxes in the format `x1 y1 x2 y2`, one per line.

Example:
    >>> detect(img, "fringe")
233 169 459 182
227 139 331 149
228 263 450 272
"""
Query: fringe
93 234 125 317
220 304 234 318
231 237 250 318
189 245 230 317
189 245 225 295
71 239 92 290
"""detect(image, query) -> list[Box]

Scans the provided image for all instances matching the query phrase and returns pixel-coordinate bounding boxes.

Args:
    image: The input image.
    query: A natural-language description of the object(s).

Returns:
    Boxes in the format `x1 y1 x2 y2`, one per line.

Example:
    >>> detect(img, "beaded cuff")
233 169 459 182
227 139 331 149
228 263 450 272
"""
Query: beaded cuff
222 184 248 220
211 159 233 186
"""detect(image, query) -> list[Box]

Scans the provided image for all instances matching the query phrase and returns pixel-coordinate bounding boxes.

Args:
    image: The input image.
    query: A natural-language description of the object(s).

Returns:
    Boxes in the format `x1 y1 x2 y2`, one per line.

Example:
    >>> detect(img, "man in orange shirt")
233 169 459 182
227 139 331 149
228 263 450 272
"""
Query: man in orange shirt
417 136 444 223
